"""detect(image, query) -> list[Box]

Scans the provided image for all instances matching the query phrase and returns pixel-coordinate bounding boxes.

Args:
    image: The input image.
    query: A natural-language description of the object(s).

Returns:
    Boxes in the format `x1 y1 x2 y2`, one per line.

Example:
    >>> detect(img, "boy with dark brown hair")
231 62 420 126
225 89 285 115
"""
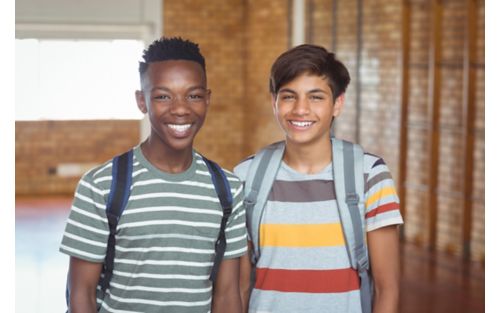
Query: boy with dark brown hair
235 44 403 313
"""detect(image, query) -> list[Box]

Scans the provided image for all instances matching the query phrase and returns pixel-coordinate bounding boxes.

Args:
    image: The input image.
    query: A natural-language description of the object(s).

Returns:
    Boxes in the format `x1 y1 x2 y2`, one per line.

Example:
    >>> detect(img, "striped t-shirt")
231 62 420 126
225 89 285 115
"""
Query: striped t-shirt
60 146 247 313
234 152 403 313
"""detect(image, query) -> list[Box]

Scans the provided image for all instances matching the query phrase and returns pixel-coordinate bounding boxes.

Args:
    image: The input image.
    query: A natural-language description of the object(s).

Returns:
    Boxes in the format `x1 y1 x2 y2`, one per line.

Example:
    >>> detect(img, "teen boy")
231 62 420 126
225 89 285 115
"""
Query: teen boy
60 37 247 313
234 44 403 313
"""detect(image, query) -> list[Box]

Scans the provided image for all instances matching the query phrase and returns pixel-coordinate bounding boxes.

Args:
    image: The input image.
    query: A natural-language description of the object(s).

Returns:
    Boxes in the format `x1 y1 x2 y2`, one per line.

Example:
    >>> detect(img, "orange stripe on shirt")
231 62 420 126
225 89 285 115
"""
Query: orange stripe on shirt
255 267 360 293
260 223 345 247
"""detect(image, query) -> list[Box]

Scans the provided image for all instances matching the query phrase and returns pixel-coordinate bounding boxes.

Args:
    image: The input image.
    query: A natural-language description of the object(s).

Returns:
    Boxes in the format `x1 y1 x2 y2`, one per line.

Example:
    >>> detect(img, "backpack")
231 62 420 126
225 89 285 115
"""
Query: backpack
241 137 373 313
65 149 233 311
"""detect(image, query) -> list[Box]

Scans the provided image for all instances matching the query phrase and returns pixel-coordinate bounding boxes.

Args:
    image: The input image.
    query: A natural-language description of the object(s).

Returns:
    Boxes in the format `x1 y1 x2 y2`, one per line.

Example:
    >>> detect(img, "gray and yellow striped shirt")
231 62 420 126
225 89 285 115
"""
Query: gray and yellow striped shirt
60 146 247 313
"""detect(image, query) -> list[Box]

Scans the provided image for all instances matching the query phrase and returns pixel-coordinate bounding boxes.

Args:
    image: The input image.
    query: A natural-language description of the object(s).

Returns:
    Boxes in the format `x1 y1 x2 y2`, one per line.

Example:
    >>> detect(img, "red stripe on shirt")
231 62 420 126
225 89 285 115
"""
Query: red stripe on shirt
365 202 399 219
255 267 360 293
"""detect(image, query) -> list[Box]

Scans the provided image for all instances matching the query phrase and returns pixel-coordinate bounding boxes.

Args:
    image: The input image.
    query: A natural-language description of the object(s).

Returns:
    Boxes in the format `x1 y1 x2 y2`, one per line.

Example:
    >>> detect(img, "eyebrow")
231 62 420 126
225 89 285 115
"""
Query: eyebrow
151 86 207 93
278 88 328 94
307 89 329 94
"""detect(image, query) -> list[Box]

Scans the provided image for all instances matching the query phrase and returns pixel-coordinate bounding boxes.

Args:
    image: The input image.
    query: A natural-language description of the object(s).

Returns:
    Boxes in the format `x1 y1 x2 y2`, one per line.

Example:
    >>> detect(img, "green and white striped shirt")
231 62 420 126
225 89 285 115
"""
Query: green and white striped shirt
60 146 247 313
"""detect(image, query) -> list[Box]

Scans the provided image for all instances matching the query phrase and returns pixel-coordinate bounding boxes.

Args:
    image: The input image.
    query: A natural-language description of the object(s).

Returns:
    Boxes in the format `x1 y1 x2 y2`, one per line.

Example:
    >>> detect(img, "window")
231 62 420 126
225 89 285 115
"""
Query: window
15 39 145 120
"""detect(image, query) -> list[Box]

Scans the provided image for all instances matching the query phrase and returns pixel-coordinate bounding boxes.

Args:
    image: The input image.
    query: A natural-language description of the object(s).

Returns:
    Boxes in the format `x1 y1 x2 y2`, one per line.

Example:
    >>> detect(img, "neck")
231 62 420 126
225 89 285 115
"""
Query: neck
140 138 193 174
283 136 332 174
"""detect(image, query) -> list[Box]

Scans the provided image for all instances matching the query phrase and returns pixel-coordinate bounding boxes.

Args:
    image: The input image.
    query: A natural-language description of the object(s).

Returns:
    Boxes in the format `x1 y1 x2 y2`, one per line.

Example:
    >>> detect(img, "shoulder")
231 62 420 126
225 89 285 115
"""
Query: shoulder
194 152 243 189
221 167 244 190
79 157 114 189
233 140 286 182
362 152 388 174
79 148 138 191
362 151 397 192
233 155 255 182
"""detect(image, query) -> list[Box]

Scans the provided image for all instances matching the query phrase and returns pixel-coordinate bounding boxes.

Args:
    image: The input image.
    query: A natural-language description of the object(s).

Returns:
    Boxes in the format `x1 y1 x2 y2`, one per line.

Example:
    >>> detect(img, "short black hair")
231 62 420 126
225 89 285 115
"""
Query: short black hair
269 44 350 100
139 37 206 77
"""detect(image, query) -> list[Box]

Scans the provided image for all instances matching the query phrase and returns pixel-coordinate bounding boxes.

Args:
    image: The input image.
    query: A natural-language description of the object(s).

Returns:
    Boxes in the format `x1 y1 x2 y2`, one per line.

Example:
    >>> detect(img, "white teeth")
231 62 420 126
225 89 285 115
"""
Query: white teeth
168 124 191 132
290 121 313 127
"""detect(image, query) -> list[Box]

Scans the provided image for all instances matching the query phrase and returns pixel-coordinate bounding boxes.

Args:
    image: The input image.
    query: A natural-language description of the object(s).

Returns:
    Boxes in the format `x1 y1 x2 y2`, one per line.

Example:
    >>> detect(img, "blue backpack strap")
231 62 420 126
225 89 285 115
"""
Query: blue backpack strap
332 138 372 313
101 149 134 294
202 157 233 283
243 141 285 261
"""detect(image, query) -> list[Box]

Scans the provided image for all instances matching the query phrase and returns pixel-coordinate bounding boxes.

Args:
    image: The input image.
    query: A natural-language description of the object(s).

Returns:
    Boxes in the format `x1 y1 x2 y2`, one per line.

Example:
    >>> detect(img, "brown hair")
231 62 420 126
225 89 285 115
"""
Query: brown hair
269 44 351 100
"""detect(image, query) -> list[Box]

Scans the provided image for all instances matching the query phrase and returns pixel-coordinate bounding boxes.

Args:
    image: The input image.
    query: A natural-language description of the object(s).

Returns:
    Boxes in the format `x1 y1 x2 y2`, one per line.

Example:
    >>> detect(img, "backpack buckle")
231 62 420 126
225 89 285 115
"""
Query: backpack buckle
346 193 359 205
243 198 255 208
244 190 258 209
357 254 370 271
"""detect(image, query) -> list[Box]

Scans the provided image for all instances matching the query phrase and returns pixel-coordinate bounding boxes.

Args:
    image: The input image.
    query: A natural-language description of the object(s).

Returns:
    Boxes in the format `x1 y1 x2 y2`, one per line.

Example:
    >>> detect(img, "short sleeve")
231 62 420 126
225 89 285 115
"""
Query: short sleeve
364 156 404 232
59 166 111 263
222 177 248 259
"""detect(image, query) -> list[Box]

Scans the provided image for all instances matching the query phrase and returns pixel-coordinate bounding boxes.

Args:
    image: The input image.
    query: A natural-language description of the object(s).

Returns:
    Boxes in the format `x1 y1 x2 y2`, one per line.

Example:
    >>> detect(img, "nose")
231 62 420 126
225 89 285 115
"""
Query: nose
169 96 190 116
291 96 310 115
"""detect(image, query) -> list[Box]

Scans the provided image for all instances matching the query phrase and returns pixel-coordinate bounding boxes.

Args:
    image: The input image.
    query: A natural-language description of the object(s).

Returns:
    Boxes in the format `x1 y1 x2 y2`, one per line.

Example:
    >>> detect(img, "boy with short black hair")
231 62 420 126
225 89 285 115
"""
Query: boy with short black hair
235 44 403 313
60 37 247 313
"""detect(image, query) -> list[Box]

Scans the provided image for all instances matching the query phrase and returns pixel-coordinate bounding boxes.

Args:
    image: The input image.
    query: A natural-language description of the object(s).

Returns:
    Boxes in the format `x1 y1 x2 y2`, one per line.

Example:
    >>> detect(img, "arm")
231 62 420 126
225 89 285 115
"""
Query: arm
68 256 103 313
212 258 242 313
239 241 253 313
367 225 400 313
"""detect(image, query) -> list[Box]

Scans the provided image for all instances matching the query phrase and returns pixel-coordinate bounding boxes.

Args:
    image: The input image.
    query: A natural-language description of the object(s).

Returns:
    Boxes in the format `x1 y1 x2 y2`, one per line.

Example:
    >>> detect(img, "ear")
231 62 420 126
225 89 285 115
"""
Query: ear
206 89 212 108
332 93 345 117
271 94 278 115
136 90 147 114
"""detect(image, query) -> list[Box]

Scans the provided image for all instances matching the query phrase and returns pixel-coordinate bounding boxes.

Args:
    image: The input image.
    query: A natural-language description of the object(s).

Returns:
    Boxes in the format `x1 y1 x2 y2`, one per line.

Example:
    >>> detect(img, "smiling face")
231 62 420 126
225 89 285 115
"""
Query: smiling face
136 60 210 155
273 72 344 147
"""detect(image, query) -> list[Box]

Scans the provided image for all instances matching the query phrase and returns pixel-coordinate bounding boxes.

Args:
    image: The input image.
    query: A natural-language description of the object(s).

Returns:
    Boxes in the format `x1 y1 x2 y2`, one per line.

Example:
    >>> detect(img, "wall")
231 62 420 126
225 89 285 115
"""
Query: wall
308 0 402 182
162 0 246 167
243 0 289 156
305 0 484 261
161 0 289 163
402 0 485 261
15 121 140 196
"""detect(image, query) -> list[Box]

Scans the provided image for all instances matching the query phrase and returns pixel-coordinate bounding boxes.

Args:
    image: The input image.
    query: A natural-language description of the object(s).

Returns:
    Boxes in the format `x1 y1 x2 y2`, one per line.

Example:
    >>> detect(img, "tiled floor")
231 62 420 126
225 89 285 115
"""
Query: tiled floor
15 197 485 313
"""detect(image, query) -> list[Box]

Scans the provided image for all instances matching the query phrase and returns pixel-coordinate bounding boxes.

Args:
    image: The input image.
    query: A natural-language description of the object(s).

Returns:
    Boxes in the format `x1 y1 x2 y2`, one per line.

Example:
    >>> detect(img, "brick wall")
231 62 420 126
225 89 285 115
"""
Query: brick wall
399 0 484 261
162 0 246 168
471 0 485 262
404 0 431 246
243 0 289 156
309 0 402 182
307 0 484 261
161 0 289 162
330 0 360 143
435 0 467 257
359 0 402 183
15 120 140 196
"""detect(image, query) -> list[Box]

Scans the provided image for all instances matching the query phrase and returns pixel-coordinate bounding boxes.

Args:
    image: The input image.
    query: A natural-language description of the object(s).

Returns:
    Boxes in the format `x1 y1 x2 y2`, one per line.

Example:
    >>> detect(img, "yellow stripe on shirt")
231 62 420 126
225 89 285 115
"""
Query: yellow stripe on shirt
366 186 397 208
260 223 345 247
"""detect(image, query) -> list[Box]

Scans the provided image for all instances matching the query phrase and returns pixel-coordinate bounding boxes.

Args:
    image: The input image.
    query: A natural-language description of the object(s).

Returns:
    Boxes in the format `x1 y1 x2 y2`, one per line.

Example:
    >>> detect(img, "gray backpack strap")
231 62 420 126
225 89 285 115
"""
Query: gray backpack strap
332 138 372 313
243 141 285 261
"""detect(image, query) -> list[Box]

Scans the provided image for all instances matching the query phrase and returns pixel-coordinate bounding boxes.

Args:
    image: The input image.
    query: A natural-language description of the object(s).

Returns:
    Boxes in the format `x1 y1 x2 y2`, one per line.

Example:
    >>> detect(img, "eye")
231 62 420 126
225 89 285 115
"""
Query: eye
310 95 324 101
281 94 296 101
154 94 171 101
187 94 204 101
